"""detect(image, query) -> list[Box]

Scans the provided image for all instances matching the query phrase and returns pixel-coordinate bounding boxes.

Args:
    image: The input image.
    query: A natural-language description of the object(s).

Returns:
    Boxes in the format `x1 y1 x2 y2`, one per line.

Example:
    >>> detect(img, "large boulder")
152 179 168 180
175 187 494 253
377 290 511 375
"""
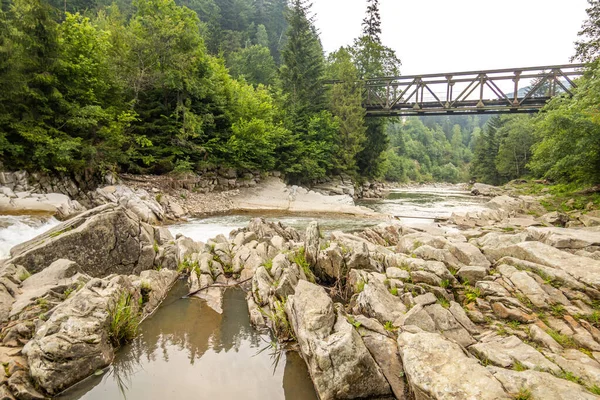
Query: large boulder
285 280 391 400
23 270 177 395
9 204 165 277
398 328 509 399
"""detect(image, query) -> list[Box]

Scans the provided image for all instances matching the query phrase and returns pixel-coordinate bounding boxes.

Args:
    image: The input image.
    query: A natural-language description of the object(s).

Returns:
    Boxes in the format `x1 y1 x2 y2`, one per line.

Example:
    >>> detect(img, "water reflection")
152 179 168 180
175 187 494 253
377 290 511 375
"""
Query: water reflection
58 283 317 400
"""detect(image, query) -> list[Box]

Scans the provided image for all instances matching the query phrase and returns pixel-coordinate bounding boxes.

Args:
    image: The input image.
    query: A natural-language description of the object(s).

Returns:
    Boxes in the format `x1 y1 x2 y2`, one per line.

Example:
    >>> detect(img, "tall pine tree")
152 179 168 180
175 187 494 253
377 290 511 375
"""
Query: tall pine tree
280 0 325 132
353 0 401 178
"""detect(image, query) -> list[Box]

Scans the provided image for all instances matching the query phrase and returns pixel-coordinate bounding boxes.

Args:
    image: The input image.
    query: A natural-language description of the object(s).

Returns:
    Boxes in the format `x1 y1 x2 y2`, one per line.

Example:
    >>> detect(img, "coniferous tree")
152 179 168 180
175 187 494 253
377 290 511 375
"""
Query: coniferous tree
280 0 325 132
574 0 600 62
362 0 381 43
352 0 401 178
327 47 367 175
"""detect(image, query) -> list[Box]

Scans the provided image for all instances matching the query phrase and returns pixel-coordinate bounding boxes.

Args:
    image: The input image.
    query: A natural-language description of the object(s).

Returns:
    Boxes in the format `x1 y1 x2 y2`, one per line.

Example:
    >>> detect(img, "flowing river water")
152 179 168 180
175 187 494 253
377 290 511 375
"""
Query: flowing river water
0 186 488 399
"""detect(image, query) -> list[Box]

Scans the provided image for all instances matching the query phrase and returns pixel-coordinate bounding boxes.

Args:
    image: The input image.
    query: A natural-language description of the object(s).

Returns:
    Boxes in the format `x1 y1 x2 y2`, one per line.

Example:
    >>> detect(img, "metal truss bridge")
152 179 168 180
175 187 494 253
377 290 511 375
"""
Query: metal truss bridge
358 64 585 117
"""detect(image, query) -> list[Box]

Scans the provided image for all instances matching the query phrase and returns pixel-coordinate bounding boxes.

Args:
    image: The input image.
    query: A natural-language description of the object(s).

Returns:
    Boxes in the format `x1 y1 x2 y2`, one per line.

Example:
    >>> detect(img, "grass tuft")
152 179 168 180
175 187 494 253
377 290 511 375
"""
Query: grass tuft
108 291 140 348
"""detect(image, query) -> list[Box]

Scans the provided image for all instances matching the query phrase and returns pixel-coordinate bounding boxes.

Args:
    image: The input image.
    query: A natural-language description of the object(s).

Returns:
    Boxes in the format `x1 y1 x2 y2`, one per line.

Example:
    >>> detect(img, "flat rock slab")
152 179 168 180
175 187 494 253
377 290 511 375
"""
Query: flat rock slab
488 366 599 400
488 241 600 290
470 335 561 374
398 329 510 400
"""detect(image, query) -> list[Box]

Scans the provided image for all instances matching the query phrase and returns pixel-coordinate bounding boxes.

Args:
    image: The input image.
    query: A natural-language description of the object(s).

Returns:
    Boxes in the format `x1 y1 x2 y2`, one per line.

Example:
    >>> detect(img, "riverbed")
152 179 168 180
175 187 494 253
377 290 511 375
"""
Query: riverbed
0 185 488 399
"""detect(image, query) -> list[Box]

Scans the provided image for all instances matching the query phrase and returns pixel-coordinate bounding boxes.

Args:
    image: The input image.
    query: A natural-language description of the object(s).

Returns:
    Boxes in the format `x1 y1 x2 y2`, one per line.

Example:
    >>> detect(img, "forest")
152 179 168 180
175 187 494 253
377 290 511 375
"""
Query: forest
0 0 599 187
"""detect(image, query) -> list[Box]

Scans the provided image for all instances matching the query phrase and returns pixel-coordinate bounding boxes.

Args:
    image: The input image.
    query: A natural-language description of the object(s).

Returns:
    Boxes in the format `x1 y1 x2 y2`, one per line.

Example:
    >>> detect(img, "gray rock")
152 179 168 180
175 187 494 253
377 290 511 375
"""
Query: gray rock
23 276 137 395
398 328 510 399
355 281 406 324
471 335 560 374
285 281 391 400
457 265 488 285
424 304 475 347
488 366 599 400
361 331 407 399
414 292 437 306
10 204 166 277
545 349 600 387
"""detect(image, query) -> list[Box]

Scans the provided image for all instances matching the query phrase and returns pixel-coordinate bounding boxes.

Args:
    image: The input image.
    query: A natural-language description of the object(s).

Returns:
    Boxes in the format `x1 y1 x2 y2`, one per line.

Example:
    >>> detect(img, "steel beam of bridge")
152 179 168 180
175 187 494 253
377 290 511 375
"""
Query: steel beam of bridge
358 64 585 117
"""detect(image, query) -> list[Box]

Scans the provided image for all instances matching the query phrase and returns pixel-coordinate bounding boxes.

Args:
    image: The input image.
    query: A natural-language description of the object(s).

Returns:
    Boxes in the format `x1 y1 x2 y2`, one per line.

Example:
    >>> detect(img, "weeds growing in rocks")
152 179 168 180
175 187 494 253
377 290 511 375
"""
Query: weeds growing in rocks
292 247 315 283
356 280 366 293
18 270 30 282
346 315 362 328
263 259 273 273
437 296 450 308
547 329 577 348
108 291 140 347
384 321 397 333
512 387 532 400
512 360 527 371
153 241 159 253
551 304 566 317
464 285 481 303
589 385 600 395
388 287 398 296
440 279 450 289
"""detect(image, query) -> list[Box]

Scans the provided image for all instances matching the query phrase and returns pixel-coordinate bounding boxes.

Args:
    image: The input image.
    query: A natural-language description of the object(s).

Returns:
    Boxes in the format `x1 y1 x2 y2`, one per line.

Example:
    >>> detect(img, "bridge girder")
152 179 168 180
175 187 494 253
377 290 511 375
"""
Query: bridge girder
348 64 586 117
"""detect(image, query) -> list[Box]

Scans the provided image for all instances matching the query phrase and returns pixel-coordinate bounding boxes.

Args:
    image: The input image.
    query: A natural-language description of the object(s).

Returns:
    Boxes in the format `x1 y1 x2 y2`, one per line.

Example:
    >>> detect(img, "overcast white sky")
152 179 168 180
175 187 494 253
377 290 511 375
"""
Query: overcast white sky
312 0 589 75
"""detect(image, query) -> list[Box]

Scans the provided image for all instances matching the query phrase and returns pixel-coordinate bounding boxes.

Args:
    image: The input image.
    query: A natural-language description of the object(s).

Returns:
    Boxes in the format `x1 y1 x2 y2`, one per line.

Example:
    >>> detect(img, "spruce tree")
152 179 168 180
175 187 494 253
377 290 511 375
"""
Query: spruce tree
280 0 325 132
362 0 381 43
574 0 600 62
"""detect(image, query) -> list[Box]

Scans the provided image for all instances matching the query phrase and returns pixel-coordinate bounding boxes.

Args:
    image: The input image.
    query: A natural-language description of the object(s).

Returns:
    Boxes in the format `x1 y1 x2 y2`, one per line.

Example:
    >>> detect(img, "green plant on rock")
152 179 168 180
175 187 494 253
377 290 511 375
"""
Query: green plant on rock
155 193 163 203
292 247 315 283
153 241 160 253
589 385 600 395
263 259 273 273
108 291 140 347
437 296 450 309
384 321 397 333
389 287 398 296
440 279 450 289
356 279 366 293
464 285 481 304
507 320 521 330
512 387 532 400
512 360 527 372
36 298 49 311
551 304 566 317
346 315 362 329
18 270 31 282
546 329 576 348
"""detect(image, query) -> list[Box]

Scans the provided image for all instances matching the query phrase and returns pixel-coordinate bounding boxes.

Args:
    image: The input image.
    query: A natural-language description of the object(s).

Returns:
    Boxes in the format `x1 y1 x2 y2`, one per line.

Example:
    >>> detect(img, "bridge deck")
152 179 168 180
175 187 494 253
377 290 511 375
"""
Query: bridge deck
354 64 585 116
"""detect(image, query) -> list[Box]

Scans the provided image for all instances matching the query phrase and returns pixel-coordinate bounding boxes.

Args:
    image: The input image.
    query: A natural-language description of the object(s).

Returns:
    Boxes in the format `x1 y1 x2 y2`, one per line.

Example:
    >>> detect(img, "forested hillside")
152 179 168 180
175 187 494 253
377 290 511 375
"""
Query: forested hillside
1 0 600 187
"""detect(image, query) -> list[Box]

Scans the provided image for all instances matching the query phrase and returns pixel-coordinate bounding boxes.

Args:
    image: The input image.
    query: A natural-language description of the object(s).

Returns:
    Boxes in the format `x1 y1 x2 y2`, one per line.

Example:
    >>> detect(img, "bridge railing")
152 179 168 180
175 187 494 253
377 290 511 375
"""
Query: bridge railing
355 64 586 116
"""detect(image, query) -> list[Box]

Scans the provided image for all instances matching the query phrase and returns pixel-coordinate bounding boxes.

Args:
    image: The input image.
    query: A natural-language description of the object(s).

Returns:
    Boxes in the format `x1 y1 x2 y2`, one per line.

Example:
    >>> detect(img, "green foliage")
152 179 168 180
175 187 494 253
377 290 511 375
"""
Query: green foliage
464 285 481 304
18 270 31 282
227 45 277 86
108 291 140 347
547 329 577 348
529 63 600 185
291 247 315 283
388 287 398 296
356 279 366 293
437 296 450 308
383 321 397 332
512 387 532 400
346 315 362 329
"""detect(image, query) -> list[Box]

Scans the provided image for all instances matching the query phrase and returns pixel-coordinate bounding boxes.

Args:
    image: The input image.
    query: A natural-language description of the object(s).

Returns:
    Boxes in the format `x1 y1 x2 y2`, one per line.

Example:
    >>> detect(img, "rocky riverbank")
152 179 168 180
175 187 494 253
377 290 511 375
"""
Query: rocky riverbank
184 189 600 399
0 170 383 222
3 180 600 398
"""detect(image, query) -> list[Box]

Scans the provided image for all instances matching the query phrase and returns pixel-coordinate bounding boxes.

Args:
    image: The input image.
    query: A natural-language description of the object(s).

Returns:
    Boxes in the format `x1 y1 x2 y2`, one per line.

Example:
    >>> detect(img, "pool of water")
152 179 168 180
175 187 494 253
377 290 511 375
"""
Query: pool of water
58 282 318 400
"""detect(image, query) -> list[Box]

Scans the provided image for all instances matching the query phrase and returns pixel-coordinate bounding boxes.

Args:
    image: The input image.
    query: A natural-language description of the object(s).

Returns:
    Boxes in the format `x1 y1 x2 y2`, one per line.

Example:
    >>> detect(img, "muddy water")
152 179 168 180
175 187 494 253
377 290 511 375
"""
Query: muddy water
58 282 318 400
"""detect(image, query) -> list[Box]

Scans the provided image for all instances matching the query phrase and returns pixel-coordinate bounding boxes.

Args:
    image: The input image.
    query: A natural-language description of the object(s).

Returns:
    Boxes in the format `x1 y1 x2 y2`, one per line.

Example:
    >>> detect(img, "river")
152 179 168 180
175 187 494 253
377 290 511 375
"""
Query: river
0 186 488 399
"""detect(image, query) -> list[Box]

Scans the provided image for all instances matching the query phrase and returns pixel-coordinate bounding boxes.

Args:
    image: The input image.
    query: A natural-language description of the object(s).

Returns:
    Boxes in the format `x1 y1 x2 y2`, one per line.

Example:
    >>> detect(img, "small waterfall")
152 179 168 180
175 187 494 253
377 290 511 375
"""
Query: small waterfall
0 215 60 259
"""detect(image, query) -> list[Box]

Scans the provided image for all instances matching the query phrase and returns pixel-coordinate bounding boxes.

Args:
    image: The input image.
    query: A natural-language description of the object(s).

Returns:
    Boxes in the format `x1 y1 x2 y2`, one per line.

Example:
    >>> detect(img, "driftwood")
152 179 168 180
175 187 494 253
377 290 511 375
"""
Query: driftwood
184 277 253 298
